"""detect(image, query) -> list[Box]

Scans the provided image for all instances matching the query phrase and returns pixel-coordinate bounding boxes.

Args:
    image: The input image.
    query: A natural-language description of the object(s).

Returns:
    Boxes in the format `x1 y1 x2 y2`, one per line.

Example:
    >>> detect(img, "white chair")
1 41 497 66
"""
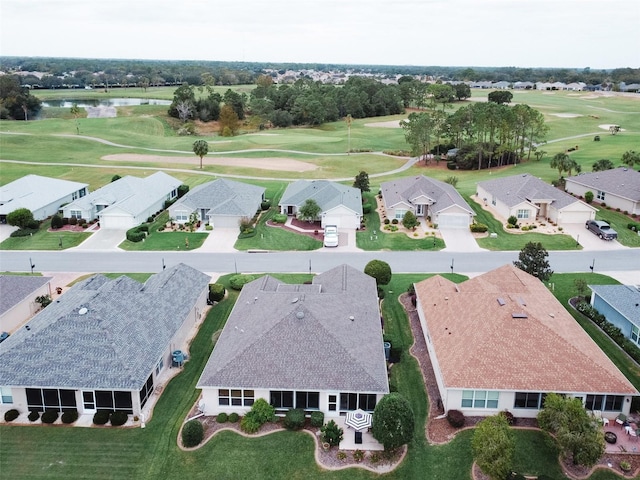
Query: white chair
602 417 610 427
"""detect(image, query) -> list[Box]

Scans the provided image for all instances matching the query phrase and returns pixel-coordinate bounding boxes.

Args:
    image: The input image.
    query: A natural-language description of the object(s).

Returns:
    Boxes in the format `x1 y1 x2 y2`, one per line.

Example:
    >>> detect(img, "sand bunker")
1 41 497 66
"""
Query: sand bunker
102 153 318 172
551 113 582 118
364 120 403 128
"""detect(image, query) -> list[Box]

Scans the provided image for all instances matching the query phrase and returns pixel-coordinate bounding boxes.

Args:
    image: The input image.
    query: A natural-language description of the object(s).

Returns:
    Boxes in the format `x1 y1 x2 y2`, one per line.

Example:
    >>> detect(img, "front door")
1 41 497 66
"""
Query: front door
416 205 425 216
82 391 96 413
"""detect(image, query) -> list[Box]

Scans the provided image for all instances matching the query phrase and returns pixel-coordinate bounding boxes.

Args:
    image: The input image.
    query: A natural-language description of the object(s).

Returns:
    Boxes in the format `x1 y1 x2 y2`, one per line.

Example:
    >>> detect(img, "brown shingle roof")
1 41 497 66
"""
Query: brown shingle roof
414 265 637 395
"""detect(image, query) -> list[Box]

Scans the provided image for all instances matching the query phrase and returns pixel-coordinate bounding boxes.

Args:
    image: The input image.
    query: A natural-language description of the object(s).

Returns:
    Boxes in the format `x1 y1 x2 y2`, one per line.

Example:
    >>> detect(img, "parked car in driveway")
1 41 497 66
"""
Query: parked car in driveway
585 220 618 240
323 225 339 247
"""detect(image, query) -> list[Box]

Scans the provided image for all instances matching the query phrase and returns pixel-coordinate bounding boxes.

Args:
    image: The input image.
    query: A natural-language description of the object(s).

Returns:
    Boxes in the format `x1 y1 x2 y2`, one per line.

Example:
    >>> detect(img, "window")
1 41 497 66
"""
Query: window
25 388 77 412
72 191 78 200
295 391 320 410
604 395 624 412
270 390 294 409
395 209 407 220
517 209 529 219
340 393 358 411
514 392 546 409
70 210 82 219
97 390 133 414
83 391 95 410
597 190 605 201
155 357 164 376
328 395 337 412
218 389 254 407
585 394 605 411
175 211 189 222
79 188 87 198
170 188 178 199
632 325 640 346
359 394 377 412
139 374 154 408
339 393 377 412
0 387 13 404
461 390 499 409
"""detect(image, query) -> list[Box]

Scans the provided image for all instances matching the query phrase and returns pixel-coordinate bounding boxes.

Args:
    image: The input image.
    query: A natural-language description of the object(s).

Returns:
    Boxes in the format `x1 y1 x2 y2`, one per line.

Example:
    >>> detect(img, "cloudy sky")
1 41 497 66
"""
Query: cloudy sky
1 0 638 68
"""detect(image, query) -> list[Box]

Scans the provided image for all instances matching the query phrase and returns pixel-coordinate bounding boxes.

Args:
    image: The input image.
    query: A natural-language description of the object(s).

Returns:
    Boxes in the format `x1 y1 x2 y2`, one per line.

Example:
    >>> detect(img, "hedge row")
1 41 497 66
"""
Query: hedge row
126 224 150 243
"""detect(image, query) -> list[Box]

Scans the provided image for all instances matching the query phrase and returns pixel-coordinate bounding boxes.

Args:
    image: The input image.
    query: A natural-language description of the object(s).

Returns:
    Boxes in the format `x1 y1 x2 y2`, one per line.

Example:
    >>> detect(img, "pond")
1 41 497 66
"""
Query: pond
41 98 171 108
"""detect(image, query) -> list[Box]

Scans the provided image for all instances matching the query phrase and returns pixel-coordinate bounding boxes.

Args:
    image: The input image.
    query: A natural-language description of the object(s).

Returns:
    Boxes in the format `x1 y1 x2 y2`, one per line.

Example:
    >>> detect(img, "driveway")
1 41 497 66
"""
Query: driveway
317 228 360 252
561 223 627 251
0 224 18 242
72 228 127 251
440 227 485 252
196 228 238 252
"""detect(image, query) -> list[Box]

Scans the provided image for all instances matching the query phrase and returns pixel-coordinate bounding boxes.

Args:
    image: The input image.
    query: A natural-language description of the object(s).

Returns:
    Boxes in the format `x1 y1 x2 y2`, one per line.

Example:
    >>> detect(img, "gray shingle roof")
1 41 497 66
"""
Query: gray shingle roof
280 180 363 216
72 171 180 217
566 167 640 202
197 265 388 394
0 264 210 391
380 175 474 215
0 275 52 316
478 174 584 209
0 175 88 216
590 285 640 328
170 179 265 218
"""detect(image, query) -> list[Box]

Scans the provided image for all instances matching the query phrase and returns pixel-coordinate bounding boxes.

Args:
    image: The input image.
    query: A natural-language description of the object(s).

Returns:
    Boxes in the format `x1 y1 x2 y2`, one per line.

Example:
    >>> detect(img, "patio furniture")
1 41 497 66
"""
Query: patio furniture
602 418 610 427
355 431 363 444
630 429 639 442
625 424 633 435
615 413 627 427
604 431 617 444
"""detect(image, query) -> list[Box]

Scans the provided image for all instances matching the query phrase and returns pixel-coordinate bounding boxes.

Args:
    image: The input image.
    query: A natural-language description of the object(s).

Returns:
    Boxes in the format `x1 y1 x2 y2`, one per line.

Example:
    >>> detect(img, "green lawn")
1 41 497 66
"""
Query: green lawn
234 208 323 251
3 272 620 479
119 211 208 251
0 219 92 250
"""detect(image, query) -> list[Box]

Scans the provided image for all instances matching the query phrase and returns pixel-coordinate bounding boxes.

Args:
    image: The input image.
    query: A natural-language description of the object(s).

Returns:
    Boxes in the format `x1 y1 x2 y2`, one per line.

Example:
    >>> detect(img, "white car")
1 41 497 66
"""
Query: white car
323 225 339 247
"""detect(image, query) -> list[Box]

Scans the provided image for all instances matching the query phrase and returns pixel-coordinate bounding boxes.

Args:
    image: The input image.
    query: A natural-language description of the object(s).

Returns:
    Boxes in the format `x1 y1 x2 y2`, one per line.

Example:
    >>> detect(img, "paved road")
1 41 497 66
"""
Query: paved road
1 250 638 280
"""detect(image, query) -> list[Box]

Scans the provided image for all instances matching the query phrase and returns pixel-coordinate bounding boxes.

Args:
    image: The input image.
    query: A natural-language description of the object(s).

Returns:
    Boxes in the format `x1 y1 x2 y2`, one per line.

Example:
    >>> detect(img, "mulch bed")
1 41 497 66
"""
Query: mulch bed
48 224 93 233
266 218 324 240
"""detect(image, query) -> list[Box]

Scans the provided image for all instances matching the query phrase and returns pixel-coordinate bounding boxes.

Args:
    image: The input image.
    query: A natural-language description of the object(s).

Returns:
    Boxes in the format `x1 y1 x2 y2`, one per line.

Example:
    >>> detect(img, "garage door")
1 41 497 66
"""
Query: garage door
100 215 135 229
437 214 469 229
323 215 360 229
560 211 591 224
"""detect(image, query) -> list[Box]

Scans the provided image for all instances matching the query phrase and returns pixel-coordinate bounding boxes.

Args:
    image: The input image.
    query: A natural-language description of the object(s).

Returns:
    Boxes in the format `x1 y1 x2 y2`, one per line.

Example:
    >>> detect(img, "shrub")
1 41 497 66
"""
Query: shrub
272 213 287 224
353 449 365 462
51 214 63 229
205 224 213 231
507 215 518 227
470 222 488 233
208 283 226 302
28 411 40 422
62 217 69 225
41 410 59 424
126 225 147 242
283 408 305 430
310 411 324 428
177 184 189 198
240 398 275 433
383 218 390 225
321 420 344 447
4 409 19 422
364 259 392 286
182 419 204 447
216 412 228 423
228 412 239 423
261 200 271 210
502 410 516 425
337 451 347 461
10 228 38 237
362 203 372 214
372 393 415 450
377 287 386 299
229 274 257 291
240 414 262 433
628 222 640 231
447 409 465 428
61 409 79 424
93 410 111 425
69 216 78 226
447 161 457 170
110 411 128 426
391 218 399 225
584 191 594 204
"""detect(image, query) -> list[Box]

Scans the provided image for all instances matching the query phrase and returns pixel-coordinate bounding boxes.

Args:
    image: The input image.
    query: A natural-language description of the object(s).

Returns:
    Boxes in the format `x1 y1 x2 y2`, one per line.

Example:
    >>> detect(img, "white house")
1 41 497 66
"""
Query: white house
62 172 181 229
565 167 640 215
0 175 88 222
414 265 637 419
380 175 475 229
279 180 363 229
168 179 265 228
477 174 596 225
0 264 210 418
197 264 389 418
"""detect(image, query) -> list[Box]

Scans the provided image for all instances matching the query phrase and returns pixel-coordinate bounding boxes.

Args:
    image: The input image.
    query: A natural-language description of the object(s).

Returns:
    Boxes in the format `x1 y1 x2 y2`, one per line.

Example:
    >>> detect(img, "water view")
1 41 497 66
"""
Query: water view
42 98 171 108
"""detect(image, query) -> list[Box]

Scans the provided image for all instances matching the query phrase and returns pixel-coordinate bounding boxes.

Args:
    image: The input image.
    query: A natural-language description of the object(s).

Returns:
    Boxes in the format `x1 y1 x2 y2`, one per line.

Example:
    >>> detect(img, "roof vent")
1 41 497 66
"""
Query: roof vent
497 298 506 306
349 315 355 321
512 312 528 319
291 297 299 303
296 311 305 320
517 297 527 306
78 307 88 315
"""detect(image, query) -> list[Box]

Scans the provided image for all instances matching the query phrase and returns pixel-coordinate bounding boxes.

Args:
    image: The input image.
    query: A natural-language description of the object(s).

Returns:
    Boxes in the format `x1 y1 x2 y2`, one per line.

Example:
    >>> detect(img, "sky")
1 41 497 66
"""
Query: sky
1 0 638 69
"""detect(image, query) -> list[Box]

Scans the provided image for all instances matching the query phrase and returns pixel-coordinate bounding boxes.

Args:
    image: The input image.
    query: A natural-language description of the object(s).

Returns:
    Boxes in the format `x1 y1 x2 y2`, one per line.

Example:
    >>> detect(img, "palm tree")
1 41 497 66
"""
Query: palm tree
192 140 209 169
